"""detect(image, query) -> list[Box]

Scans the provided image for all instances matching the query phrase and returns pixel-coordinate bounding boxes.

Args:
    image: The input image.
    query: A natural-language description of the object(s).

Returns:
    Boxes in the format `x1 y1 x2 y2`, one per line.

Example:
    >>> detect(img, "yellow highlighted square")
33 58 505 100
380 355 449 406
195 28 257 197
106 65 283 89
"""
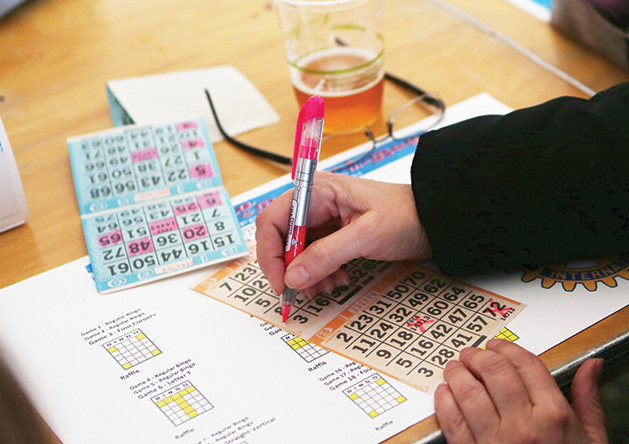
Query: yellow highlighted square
122 363 132 369
107 346 117 353
187 386 196 393
376 378 386 386
188 411 198 418
152 349 161 355
184 406 195 413
349 393 359 400
493 328 519 343
136 333 146 340
164 397 173 404
172 393 181 400
396 396 406 403
369 411 379 418
157 400 166 408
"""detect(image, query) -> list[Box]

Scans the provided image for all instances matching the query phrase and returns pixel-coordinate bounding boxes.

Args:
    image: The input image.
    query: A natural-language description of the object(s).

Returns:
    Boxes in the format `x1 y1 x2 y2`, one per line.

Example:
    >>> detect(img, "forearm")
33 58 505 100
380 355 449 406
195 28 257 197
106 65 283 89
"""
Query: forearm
411 82 629 275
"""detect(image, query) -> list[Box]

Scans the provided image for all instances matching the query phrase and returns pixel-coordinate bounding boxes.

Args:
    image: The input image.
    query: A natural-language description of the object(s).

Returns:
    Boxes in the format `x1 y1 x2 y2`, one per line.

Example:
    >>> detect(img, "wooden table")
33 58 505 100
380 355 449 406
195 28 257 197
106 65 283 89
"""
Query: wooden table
1 0 627 442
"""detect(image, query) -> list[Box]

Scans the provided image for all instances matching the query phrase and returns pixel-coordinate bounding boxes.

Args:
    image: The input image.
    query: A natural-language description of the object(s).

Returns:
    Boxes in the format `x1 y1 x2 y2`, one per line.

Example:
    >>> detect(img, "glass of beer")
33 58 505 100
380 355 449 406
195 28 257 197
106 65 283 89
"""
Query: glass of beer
274 0 385 134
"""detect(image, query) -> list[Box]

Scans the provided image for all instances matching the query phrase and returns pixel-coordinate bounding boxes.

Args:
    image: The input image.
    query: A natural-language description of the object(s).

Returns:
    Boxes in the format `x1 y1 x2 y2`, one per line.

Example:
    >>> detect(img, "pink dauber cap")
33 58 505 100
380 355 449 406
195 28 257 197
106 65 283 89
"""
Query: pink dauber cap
292 96 324 179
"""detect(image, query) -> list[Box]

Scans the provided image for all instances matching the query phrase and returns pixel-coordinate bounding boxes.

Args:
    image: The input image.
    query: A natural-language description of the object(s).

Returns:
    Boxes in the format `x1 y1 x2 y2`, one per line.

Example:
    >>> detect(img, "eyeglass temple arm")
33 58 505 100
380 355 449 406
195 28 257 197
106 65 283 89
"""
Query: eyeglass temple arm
204 89 293 166
384 72 445 111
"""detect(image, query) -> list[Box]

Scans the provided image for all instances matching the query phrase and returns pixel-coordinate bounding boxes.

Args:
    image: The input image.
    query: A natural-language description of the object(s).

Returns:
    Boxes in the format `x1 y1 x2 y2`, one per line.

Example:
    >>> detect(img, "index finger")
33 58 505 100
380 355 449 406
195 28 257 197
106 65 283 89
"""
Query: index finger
255 190 294 295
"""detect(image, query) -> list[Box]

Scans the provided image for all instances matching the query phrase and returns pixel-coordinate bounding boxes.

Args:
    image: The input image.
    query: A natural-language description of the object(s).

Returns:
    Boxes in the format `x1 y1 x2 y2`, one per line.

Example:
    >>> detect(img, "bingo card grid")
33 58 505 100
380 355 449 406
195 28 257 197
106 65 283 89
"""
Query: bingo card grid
194 255 525 394
151 381 213 426
193 250 396 338
69 119 221 215
343 374 406 418
103 329 161 369
82 187 247 293
281 333 329 363
316 263 526 393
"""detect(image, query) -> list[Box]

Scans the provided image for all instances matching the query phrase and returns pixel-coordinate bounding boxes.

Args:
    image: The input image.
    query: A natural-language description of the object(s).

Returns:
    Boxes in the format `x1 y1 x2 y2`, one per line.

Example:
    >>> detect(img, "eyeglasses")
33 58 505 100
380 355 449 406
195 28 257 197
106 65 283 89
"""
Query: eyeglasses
204 71 445 169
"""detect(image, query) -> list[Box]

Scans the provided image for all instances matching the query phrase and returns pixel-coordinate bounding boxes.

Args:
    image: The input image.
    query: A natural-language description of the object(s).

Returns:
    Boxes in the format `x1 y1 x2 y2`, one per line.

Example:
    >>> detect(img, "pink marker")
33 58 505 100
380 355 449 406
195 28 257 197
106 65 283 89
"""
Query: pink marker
281 96 325 322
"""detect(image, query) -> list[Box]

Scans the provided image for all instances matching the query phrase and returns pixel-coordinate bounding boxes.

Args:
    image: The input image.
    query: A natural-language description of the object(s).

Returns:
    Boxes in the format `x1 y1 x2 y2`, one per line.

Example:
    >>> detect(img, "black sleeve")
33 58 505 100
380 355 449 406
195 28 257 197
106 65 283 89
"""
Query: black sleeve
411 82 629 276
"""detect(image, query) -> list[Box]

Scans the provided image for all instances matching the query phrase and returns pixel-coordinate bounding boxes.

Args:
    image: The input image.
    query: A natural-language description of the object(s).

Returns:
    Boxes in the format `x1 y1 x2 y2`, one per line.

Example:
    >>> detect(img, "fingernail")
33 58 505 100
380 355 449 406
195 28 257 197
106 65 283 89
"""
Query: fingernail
323 279 335 294
304 287 317 298
434 382 449 395
485 339 500 349
335 273 351 287
459 347 475 358
286 265 310 289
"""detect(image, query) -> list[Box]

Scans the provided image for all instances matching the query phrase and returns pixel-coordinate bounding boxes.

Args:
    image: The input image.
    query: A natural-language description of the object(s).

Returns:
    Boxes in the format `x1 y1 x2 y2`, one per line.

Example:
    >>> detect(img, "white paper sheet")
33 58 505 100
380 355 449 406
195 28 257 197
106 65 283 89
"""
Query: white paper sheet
106 66 280 142
0 94 626 444
0 259 435 444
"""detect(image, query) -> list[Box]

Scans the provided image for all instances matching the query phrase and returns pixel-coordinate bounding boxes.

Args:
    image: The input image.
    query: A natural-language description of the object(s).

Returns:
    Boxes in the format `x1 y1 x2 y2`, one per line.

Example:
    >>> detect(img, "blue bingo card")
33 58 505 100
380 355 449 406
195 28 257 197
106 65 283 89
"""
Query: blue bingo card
69 119 222 215
68 118 248 293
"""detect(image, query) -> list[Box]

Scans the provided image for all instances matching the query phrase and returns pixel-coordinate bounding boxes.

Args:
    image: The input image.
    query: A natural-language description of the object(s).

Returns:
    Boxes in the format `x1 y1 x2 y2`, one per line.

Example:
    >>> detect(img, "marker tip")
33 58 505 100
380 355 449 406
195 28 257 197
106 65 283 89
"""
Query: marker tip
282 306 290 322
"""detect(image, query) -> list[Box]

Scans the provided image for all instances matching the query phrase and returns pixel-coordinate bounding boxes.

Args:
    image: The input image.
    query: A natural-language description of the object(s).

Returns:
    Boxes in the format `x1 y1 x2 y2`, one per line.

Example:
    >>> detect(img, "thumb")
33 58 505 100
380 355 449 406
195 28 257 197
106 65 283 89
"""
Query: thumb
284 220 369 290
571 358 608 444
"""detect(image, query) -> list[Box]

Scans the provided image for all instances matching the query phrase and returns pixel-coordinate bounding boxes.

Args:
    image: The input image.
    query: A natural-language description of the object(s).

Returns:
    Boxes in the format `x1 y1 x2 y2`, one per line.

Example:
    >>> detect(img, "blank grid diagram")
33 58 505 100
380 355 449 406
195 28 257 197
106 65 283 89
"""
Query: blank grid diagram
281 333 329 363
103 329 161 369
152 381 213 426
343 374 406 418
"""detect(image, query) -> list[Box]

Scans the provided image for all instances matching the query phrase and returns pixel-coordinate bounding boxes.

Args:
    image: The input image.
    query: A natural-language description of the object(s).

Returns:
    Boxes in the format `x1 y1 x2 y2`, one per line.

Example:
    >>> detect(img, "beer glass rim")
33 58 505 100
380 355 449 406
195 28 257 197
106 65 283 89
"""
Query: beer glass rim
289 44 384 76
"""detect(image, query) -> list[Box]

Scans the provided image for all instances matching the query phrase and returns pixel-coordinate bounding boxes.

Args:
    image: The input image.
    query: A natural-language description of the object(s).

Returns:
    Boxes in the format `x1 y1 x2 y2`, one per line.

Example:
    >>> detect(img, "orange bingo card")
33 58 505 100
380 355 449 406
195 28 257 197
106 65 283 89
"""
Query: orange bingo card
192 248 526 393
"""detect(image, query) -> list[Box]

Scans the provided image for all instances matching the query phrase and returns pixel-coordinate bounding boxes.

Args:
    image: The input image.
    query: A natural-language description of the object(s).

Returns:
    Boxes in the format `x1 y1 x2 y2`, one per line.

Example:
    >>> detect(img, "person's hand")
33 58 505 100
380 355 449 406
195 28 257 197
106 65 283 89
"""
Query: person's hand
434 339 608 444
255 171 432 296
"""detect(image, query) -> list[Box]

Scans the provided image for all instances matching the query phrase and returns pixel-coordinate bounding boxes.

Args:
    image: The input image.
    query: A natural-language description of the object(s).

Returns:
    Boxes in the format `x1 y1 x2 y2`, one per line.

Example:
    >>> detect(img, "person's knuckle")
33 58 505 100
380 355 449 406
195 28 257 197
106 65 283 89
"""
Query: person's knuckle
254 209 269 229
516 350 543 369
446 410 468 432
544 402 572 429
455 379 486 403
354 217 376 240
307 241 336 270
476 352 511 376
508 420 537 444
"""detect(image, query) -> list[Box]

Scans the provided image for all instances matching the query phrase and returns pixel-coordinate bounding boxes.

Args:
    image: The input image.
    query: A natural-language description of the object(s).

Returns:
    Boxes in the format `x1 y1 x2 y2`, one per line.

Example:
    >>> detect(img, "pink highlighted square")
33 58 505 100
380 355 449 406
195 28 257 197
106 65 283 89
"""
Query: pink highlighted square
181 223 208 242
132 148 158 163
177 121 198 131
173 201 200 216
189 162 214 179
149 217 179 236
181 139 205 150
198 191 222 209
127 237 155 257
97 229 123 247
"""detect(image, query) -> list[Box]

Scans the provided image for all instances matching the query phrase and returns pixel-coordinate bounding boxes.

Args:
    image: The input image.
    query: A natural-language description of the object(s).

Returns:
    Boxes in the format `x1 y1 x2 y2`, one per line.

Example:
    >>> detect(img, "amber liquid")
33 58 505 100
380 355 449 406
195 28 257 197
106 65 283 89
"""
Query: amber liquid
291 48 384 134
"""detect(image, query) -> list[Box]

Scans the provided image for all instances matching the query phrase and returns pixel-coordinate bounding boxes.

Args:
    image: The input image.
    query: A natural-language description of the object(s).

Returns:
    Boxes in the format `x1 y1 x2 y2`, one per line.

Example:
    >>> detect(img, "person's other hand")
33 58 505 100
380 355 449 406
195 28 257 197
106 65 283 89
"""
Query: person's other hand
434 340 608 444
255 171 432 296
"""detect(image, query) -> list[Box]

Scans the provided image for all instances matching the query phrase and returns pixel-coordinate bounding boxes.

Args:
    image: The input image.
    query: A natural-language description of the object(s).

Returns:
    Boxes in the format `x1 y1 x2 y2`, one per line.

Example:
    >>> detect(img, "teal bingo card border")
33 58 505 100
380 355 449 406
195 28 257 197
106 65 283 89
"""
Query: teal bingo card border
68 119 248 293
68 118 221 215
